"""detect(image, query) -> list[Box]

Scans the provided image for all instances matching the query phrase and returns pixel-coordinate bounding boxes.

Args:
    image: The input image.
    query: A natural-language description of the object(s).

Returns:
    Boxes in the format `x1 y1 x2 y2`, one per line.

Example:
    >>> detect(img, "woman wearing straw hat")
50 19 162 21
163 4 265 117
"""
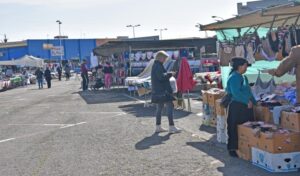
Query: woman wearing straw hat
151 51 181 134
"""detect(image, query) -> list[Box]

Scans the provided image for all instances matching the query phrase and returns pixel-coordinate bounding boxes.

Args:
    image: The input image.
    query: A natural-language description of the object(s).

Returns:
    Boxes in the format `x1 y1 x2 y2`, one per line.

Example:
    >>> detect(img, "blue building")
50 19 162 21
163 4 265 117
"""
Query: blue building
0 39 97 62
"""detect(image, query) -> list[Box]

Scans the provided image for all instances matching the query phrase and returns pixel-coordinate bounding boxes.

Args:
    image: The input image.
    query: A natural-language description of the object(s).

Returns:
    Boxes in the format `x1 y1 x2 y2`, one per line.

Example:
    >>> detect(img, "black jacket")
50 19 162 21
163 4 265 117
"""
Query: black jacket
151 60 173 97
44 69 52 80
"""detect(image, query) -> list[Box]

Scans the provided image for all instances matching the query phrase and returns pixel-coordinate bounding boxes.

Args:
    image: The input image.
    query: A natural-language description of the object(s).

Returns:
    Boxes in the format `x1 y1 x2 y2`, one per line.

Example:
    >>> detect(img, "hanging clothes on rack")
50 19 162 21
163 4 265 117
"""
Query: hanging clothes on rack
218 44 235 66
235 45 245 57
253 71 276 99
246 43 255 64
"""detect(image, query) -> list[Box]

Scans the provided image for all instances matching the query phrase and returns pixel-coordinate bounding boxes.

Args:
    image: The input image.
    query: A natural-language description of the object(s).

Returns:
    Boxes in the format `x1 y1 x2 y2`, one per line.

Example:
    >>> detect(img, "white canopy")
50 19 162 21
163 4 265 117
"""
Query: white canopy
0 55 45 67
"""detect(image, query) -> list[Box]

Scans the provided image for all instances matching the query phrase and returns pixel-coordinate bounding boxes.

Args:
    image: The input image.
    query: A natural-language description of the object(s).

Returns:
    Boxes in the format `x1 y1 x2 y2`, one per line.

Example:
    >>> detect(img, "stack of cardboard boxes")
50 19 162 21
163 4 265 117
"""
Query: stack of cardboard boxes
238 108 300 172
201 88 225 128
215 99 228 144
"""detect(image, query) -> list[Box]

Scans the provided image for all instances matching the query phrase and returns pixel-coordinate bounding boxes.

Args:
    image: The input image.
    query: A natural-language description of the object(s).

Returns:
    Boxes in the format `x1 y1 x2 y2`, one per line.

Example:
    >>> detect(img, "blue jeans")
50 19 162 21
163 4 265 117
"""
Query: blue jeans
156 102 174 126
38 79 43 89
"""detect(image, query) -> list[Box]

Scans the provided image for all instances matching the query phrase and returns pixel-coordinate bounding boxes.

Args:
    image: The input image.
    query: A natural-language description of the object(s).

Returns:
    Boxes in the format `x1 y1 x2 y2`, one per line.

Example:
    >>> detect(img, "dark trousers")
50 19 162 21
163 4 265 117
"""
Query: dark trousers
81 73 88 91
227 101 254 151
58 73 62 81
37 79 43 89
156 102 175 126
46 78 51 88
66 73 70 80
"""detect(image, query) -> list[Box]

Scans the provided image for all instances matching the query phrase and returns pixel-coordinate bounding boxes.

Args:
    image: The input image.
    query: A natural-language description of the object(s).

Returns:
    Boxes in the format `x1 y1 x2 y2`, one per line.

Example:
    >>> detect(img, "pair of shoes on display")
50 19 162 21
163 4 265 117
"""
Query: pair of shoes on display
155 125 182 134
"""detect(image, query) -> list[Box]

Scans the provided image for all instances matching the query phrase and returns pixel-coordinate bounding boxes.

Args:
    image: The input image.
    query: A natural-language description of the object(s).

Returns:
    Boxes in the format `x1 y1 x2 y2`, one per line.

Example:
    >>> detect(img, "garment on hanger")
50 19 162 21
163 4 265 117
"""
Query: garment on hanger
268 32 279 53
254 45 266 61
235 45 245 57
246 43 255 64
261 39 276 61
218 45 235 66
253 71 276 98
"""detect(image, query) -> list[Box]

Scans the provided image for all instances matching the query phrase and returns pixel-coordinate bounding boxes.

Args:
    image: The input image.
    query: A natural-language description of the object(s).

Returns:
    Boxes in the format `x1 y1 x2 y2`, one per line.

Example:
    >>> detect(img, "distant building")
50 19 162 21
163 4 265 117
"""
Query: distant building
237 0 293 15
0 36 159 62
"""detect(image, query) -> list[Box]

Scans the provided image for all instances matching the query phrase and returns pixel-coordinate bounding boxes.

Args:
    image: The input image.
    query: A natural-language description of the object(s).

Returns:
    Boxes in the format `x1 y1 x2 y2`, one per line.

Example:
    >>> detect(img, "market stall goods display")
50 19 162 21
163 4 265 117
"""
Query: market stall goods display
252 147 300 173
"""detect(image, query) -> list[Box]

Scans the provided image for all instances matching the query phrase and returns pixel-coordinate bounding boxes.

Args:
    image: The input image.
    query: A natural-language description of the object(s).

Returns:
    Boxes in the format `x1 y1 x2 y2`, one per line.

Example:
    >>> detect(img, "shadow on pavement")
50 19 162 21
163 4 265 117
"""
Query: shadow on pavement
199 124 217 135
135 133 172 150
186 141 294 176
119 103 191 119
74 90 133 104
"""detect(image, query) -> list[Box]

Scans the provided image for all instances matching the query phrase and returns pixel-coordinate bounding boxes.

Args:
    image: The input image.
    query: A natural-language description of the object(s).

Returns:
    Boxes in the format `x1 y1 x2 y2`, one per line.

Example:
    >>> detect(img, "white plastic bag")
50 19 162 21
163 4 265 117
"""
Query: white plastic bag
169 76 178 93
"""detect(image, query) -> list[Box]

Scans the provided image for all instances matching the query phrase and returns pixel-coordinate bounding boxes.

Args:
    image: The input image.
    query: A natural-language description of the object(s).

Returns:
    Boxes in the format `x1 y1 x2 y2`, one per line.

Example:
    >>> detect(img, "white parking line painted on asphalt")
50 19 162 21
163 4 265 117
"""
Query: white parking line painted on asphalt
8 123 71 126
0 113 125 144
60 122 87 129
0 138 15 143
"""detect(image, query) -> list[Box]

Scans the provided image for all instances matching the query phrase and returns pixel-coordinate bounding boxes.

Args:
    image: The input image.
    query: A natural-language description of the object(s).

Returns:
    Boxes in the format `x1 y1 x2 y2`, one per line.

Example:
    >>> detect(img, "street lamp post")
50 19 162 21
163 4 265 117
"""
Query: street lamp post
212 16 225 22
56 20 63 67
126 24 141 38
154 28 167 40
0 34 7 43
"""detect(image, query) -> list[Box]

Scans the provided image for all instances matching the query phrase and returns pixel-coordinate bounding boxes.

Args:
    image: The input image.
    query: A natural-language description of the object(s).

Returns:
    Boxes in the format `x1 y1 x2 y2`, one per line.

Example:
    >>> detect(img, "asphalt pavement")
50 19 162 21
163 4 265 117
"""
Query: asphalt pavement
0 79 298 176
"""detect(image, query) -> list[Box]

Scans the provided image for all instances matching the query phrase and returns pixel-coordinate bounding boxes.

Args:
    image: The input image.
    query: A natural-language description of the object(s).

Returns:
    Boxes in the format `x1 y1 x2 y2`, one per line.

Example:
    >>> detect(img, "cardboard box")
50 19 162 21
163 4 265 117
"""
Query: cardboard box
281 111 300 132
215 99 226 116
217 127 228 144
217 115 227 130
252 147 300 173
238 139 252 161
238 125 259 147
254 105 273 124
202 91 209 104
257 131 300 154
208 93 224 106
210 117 217 127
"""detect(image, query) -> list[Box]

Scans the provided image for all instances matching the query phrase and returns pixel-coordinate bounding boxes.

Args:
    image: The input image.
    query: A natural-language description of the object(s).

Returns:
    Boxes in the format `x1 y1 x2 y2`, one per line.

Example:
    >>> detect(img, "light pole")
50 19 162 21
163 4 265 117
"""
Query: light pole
212 16 225 22
154 28 167 40
0 34 7 43
126 24 141 38
56 20 63 66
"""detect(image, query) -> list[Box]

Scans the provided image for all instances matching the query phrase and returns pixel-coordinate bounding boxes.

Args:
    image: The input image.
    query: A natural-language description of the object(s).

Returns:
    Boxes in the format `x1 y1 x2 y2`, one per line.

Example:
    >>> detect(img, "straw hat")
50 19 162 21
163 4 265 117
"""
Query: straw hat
155 50 169 60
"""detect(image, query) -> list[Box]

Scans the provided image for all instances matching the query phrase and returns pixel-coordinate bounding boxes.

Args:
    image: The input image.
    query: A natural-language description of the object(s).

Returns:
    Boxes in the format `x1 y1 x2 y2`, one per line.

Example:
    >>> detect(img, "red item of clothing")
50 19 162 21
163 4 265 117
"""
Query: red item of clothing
177 58 196 92
81 63 88 74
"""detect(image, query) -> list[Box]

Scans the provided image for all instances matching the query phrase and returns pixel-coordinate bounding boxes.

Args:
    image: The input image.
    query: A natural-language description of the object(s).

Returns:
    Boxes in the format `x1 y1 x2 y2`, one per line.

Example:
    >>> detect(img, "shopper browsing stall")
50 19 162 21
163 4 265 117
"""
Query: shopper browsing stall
151 51 181 134
226 57 256 157
103 62 113 89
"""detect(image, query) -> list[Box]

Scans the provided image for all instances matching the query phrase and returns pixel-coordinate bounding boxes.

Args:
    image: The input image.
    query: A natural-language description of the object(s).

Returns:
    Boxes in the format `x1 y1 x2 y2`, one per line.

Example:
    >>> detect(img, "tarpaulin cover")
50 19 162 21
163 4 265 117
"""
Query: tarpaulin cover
221 60 296 88
177 58 196 92
201 3 300 31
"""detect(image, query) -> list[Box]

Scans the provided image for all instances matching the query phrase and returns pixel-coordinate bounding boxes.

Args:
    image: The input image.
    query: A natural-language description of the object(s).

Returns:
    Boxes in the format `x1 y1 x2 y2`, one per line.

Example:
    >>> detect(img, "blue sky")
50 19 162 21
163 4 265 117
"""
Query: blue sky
0 0 249 41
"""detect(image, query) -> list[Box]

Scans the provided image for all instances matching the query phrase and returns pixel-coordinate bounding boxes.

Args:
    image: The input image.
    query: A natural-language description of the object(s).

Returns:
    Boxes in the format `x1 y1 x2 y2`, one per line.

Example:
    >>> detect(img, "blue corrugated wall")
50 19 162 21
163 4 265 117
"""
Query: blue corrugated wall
0 39 96 61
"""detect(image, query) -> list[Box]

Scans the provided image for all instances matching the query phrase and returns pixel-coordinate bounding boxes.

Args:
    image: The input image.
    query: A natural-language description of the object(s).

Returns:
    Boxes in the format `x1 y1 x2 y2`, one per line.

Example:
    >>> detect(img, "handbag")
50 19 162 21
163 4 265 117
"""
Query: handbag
220 93 232 108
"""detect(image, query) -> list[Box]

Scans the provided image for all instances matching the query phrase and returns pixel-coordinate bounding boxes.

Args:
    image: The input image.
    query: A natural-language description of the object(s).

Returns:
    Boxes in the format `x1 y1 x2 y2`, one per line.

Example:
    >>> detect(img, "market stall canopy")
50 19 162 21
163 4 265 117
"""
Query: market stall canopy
14 55 45 67
0 55 45 67
0 60 16 66
200 2 300 31
93 38 217 57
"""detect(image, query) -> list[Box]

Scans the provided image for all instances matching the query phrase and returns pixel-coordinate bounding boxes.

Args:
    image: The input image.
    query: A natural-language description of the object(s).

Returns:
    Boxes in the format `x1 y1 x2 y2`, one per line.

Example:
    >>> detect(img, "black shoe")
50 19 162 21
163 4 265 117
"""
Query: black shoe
229 151 238 158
